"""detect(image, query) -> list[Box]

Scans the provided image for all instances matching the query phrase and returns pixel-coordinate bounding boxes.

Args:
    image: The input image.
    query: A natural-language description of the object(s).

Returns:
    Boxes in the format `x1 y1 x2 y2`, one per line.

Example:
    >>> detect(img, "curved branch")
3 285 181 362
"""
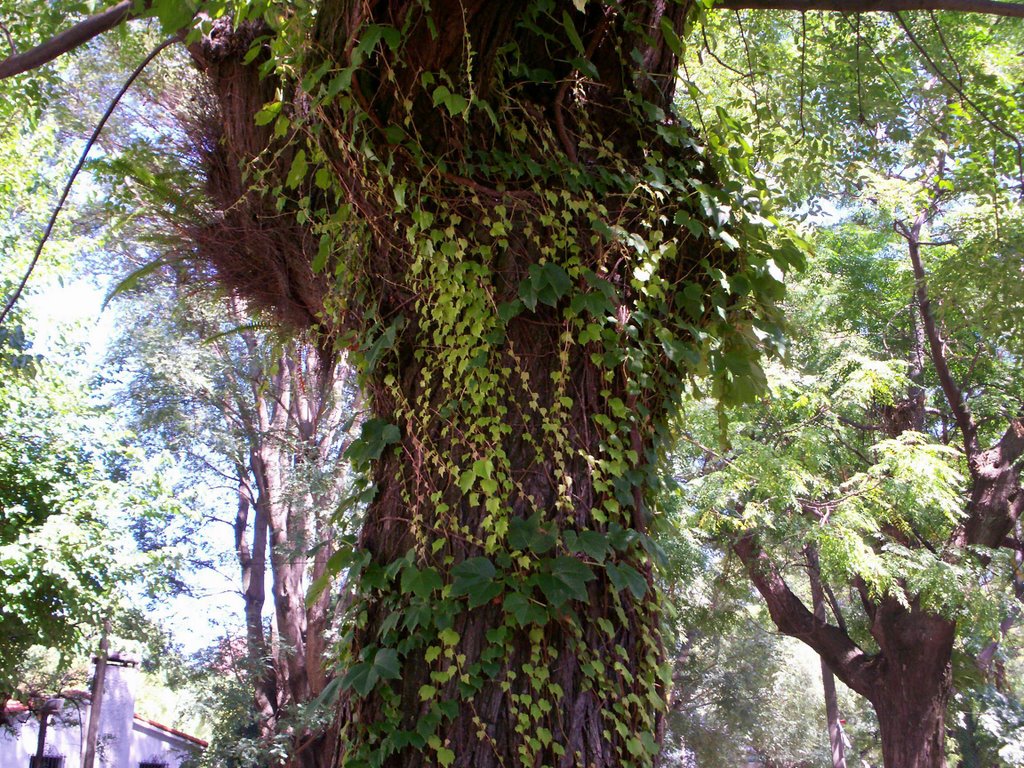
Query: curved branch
0 21 15 56
734 531 880 699
0 0 150 79
0 35 179 328
715 0 1024 16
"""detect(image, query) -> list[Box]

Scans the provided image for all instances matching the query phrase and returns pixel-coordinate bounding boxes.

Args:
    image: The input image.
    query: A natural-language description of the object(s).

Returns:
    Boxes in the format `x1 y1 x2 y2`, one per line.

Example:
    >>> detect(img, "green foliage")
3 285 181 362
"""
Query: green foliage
674 19 1024 765
11 2 1024 766
229 2 806 764
682 9 1024 208
0 327 186 701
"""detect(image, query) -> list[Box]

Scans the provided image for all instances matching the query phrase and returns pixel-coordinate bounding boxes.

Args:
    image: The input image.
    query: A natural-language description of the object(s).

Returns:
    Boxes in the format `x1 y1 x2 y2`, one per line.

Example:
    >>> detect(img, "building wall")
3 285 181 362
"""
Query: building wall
132 720 201 767
0 704 90 768
99 661 137 768
0 708 200 768
0 661 201 768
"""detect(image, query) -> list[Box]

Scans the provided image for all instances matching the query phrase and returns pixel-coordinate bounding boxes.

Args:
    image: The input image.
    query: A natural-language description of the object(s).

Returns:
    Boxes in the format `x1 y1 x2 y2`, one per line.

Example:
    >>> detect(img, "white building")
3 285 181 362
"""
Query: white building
0 655 205 768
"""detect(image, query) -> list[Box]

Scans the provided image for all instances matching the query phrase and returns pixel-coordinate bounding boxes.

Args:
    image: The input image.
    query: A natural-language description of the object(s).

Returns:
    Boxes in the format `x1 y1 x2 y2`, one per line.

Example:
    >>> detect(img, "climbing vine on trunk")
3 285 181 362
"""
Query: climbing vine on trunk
0 0 803 765
186 2 800 766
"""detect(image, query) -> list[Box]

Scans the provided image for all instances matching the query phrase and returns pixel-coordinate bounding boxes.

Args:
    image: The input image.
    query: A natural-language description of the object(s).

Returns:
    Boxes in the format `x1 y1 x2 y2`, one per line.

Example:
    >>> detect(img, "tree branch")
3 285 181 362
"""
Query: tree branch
0 0 150 79
734 531 880 699
0 35 179 328
902 216 981 460
964 418 1024 547
715 0 1024 16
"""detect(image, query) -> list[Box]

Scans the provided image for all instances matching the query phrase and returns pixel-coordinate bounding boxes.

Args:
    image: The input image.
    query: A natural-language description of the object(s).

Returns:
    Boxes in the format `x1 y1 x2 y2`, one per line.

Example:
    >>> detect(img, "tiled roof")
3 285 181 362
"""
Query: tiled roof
133 714 208 748
2 699 29 716
3 698 207 751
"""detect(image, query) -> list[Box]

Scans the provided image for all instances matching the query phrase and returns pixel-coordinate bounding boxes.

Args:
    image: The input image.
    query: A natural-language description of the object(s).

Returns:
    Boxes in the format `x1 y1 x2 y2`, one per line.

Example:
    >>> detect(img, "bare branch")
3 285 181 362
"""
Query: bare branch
0 35 179 328
715 0 1024 17
0 0 150 79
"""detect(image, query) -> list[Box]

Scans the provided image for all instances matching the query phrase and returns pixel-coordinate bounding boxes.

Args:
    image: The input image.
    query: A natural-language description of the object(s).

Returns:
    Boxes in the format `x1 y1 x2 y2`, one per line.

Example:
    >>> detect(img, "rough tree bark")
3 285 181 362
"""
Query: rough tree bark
187 3 738 766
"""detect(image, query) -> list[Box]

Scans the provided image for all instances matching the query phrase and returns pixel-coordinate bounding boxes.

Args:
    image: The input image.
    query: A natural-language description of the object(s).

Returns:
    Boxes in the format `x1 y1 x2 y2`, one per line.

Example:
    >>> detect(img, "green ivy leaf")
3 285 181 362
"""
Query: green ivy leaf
340 647 400 696
345 418 401 465
504 591 548 627
533 557 595 608
401 565 443 598
570 530 610 562
562 10 585 55
341 661 377 697
508 514 556 554
254 101 281 126
373 647 401 681
450 557 502 608
497 299 523 324
659 16 683 57
607 523 639 551
306 544 367 606
539 263 572 302
569 291 612 318
363 316 405 371
606 561 648 599
152 0 196 34
286 149 308 189
432 85 469 116
519 263 573 311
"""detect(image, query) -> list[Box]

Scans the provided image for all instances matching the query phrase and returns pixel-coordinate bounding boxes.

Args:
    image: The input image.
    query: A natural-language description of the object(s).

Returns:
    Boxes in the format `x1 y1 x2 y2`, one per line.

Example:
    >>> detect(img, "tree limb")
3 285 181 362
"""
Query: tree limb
7 0 1022 82
902 215 981 460
0 0 150 79
0 35 179 328
734 531 880 699
964 418 1024 548
715 0 1024 16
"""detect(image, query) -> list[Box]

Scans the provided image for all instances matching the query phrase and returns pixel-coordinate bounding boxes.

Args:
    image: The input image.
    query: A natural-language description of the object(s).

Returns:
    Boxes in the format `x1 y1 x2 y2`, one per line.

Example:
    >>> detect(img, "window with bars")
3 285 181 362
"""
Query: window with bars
139 762 168 768
28 756 64 768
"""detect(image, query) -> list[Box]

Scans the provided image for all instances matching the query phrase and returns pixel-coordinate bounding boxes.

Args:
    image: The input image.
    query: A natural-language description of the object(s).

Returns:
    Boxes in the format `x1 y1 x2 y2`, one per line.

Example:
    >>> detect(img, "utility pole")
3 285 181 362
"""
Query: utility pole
82 620 110 768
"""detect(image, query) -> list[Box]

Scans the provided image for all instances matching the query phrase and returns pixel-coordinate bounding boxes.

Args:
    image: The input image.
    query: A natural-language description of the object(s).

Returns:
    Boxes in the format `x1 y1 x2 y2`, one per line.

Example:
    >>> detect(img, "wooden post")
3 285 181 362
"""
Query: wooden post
82 620 110 768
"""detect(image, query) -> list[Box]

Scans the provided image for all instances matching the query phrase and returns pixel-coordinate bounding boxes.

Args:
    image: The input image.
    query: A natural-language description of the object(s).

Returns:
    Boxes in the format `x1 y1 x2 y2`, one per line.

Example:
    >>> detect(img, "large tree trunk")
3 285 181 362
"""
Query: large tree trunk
343 324 666 767
310 4 721 765
251 349 343 768
873 689 949 768
868 599 955 768
235 468 279 736
188 2 782 765
736 535 959 768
